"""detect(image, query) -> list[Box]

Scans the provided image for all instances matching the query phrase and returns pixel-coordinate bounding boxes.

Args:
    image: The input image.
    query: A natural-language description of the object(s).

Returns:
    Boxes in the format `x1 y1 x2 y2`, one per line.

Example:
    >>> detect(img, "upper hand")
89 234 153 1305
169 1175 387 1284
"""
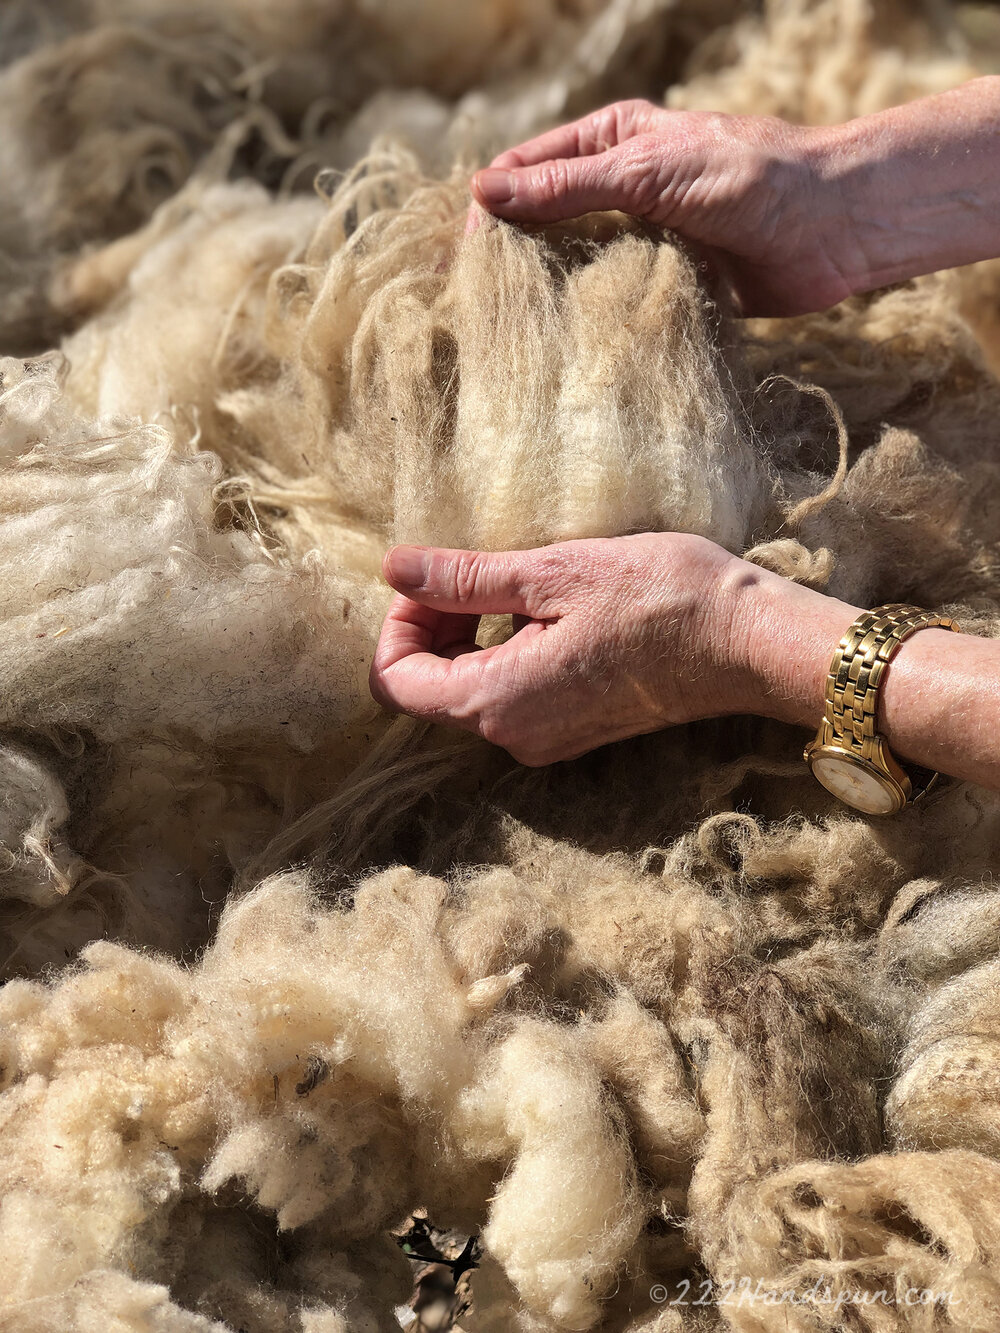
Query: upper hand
468 99 854 317
369 533 759 766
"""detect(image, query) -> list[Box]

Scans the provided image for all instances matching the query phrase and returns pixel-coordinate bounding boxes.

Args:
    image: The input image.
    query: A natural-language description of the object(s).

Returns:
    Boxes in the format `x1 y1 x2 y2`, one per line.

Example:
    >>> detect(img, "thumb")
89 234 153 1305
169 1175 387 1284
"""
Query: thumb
383 545 561 618
471 144 656 224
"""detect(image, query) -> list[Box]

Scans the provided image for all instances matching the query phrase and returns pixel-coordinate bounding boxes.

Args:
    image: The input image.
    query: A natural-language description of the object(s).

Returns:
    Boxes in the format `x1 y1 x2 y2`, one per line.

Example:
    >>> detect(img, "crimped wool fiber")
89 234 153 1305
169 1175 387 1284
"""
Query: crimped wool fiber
2 2 1000 1332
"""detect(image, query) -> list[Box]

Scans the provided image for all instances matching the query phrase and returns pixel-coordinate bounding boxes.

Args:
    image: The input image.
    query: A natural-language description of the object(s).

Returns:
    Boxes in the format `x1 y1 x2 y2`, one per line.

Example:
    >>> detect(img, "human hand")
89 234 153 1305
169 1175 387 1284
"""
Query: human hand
468 99 852 317
368 533 857 766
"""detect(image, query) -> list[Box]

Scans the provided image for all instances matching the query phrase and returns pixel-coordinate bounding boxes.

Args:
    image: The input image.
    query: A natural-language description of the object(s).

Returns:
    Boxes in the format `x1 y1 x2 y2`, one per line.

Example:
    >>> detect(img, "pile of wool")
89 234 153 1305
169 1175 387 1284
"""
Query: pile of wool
0 0 748 354
6 808 1000 1331
0 353 383 977
3 2 1000 1332
671 0 974 122
59 159 777 564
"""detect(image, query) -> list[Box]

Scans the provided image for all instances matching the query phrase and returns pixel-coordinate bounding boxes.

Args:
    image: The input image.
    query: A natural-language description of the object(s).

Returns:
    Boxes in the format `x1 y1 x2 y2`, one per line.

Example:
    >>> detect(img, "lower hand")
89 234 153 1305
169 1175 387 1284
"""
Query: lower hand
369 534 857 766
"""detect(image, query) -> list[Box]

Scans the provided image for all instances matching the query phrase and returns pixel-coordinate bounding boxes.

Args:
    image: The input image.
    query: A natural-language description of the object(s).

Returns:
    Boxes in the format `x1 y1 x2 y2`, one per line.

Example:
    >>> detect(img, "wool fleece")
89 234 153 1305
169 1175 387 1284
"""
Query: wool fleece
1 2 1000 1333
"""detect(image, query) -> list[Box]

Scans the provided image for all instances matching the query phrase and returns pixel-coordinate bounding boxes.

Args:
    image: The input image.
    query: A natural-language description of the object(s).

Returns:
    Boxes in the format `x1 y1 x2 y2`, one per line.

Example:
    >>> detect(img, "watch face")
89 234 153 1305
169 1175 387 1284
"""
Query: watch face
809 752 902 815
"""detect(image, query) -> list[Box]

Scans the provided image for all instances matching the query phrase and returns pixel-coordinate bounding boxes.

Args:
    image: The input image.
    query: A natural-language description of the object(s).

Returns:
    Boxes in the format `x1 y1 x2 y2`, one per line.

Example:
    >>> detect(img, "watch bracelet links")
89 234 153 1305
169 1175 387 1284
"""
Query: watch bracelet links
822 603 960 797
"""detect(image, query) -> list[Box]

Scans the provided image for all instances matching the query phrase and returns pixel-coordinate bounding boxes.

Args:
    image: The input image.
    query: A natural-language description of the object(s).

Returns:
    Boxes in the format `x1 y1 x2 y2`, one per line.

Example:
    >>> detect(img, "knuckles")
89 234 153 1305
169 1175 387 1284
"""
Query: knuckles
533 157 573 203
367 659 398 712
615 135 666 208
476 709 511 752
477 708 552 766
605 98 659 138
451 548 489 603
526 550 576 608
483 724 554 767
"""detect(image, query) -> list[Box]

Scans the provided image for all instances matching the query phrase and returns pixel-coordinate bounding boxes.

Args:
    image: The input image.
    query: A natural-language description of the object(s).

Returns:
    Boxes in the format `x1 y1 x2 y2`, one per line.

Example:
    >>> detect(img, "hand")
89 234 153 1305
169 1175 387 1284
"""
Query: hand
369 533 1000 793
468 99 853 317
369 533 805 766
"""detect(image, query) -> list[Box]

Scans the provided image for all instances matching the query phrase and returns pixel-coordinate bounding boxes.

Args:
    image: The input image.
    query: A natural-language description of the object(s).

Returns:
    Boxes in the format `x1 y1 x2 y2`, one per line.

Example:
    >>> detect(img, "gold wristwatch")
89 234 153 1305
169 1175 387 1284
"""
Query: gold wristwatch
804 604 960 815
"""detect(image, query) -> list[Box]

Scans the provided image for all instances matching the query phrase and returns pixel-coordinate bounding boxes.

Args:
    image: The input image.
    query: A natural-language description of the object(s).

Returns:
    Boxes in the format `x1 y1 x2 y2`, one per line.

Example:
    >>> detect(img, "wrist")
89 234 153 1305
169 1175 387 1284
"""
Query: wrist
877 627 966 766
812 77 1000 295
799 118 902 299
715 558 861 727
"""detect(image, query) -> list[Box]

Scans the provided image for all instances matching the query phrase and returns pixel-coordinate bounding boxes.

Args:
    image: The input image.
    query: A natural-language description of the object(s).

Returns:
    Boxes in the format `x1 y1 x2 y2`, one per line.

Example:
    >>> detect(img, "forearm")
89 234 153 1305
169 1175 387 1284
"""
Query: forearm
812 76 1000 293
730 565 1000 793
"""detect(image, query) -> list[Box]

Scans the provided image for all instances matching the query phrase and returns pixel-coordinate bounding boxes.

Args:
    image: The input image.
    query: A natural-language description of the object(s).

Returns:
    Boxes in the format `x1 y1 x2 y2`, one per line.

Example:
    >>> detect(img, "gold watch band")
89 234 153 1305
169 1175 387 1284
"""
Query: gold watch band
825 605 959 751
816 602 960 803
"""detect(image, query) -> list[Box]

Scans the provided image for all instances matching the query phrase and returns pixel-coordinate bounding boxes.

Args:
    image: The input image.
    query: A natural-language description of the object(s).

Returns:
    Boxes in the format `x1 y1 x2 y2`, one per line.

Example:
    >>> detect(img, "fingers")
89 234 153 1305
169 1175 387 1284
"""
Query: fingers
382 544 565 619
370 591 542 737
369 593 487 722
374 595 481 668
371 544 571 738
488 100 656 170
466 102 659 234
488 120 605 173
373 591 488 714
471 141 660 224
464 201 488 235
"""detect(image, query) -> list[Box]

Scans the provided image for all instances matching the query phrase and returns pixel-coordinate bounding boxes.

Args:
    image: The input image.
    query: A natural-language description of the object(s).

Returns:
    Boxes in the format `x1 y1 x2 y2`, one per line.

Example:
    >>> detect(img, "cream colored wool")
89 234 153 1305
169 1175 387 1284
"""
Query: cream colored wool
0 23 252 353
62 159 776 560
671 0 975 123
888 957 1000 1157
0 0 747 354
3 3 1000 1333
61 180 324 429
0 353 384 977
0 864 697 1329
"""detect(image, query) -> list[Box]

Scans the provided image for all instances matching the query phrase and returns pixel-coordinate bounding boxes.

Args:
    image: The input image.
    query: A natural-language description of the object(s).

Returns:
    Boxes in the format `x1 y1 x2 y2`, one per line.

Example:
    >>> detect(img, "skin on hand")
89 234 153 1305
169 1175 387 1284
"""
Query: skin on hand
467 98 855 316
369 533 844 766
371 535 1000 793
378 82 1000 786
467 80 1000 317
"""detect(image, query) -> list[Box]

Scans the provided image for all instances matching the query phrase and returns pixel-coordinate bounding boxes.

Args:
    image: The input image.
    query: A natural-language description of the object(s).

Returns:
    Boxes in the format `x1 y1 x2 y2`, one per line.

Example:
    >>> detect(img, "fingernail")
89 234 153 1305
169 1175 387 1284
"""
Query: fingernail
385 544 429 588
474 168 514 205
